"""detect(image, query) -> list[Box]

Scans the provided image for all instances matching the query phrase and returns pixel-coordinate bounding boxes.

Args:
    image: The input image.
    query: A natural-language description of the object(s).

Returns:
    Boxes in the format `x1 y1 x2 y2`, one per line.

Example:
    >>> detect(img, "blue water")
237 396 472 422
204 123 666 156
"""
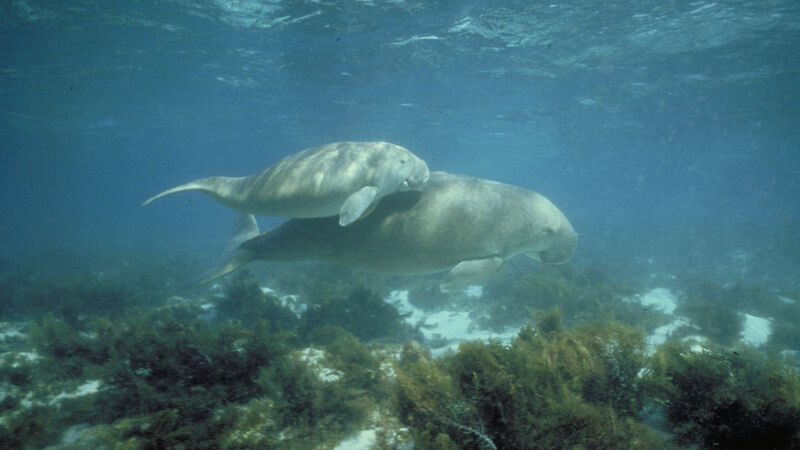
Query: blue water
1 0 798 287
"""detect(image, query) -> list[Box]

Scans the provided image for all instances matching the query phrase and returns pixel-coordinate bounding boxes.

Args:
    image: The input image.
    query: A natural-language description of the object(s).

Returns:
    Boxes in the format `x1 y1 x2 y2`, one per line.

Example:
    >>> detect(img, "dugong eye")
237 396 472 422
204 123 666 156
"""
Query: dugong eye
400 159 406 164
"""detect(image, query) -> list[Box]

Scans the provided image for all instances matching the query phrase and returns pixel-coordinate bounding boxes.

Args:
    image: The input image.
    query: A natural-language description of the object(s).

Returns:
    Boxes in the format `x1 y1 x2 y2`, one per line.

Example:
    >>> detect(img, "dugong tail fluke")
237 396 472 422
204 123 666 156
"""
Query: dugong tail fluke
142 177 241 207
192 214 259 285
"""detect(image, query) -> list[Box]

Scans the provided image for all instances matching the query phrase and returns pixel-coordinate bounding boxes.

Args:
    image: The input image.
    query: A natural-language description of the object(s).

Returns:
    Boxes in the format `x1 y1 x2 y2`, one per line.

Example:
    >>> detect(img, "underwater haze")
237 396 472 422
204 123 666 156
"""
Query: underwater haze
1 0 798 284
2 1 800 448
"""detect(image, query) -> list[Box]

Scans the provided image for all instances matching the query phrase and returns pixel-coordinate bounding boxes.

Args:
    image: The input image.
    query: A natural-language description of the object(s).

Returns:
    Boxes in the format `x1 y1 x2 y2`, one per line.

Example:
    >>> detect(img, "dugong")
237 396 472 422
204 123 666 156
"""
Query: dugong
143 141 430 226
198 171 577 292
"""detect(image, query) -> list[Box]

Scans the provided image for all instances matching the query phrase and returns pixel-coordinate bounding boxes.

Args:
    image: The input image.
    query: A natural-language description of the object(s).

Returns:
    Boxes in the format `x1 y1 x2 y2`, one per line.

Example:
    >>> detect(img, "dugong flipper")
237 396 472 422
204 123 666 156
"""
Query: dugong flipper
339 186 380 227
143 141 430 226
440 257 506 292
196 172 577 292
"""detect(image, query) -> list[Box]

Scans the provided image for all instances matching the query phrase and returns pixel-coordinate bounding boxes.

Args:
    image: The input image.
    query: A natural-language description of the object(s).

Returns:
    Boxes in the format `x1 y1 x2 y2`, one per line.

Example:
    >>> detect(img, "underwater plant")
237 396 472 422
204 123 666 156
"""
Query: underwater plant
17 298 299 447
502 269 579 325
98 311 294 422
395 341 480 448
396 309 669 449
300 285 411 342
0 253 194 323
643 341 800 448
6 264 420 448
675 301 742 345
0 404 62 449
2 275 131 324
482 266 664 333
16 258 800 449
217 270 299 330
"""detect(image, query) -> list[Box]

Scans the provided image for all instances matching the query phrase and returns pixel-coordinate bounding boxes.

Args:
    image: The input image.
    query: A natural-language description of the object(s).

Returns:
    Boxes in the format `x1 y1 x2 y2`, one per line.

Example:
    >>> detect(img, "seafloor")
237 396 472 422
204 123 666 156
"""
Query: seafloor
1 253 799 449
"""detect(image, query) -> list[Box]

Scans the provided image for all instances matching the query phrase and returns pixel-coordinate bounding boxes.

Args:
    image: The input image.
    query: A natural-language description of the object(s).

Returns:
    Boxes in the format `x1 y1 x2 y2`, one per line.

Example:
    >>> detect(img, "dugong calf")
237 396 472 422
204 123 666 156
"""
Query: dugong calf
143 141 430 226
199 171 577 292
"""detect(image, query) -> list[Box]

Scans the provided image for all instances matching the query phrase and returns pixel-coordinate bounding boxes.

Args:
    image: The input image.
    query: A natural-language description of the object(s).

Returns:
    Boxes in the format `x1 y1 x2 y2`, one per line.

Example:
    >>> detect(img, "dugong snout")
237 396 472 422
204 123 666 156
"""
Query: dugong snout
399 155 430 190
537 220 578 264
406 158 431 188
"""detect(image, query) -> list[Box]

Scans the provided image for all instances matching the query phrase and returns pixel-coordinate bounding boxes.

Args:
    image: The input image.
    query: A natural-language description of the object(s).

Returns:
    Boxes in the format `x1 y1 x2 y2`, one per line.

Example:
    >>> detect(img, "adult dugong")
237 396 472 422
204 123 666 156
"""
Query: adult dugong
143 141 430 226
199 171 577 292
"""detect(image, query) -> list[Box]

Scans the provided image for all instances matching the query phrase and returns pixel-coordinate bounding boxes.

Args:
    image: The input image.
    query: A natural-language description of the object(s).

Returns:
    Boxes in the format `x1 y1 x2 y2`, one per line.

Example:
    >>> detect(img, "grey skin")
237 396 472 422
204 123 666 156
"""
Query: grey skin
143 141 430 226
199 171 577 292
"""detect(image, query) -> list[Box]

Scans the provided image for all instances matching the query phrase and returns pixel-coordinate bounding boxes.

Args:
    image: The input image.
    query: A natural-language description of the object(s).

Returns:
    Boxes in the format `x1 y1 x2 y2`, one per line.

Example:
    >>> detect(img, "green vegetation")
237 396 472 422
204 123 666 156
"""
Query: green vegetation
0 274 136 324
300 284 412 342
644 342 800 448
0 253 195 323
0 269 403 448
217 271 300 330
2 264 799 448
482 266 664 332
397 309 668 449
676 301 741 345
397 306 800 449
677 278 800 351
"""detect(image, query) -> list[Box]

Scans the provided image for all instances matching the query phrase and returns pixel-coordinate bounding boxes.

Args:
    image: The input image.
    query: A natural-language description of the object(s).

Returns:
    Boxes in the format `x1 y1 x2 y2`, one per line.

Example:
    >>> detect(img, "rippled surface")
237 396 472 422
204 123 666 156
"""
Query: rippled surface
1 0 798 286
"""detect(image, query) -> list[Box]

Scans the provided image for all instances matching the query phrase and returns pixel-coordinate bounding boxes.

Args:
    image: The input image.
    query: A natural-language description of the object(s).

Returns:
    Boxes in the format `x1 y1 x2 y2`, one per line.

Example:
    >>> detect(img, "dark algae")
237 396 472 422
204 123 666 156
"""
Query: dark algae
1 266 799 448
397 309 668 450
644 342 800 449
